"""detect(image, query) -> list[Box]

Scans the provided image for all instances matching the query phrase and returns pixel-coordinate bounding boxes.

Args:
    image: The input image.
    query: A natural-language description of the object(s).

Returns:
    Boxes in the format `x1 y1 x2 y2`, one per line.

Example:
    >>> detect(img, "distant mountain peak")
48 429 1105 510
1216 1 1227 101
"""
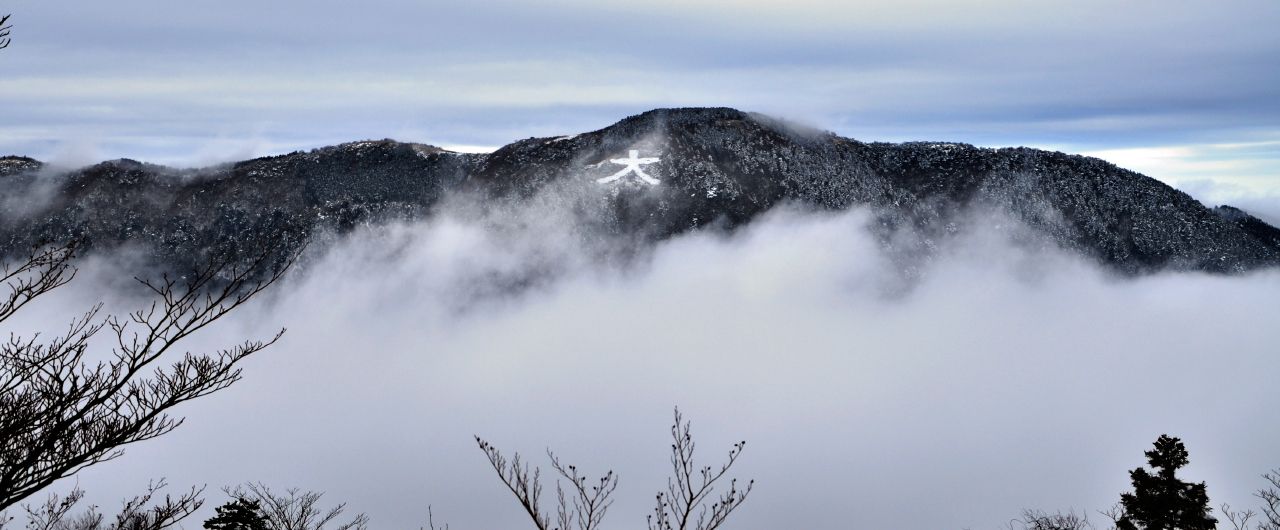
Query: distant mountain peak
0 155 42 177
2 108 1277 275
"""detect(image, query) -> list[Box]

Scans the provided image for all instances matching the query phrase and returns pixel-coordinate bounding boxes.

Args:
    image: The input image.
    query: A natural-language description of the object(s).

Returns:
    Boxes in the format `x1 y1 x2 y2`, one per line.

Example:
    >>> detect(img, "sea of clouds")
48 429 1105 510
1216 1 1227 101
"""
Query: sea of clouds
8 193 1280 530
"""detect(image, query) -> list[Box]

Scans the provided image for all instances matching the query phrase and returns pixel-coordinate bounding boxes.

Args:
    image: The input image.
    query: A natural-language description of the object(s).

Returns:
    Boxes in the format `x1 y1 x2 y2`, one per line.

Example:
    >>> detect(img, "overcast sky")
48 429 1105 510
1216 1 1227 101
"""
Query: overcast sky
2 0 1279 195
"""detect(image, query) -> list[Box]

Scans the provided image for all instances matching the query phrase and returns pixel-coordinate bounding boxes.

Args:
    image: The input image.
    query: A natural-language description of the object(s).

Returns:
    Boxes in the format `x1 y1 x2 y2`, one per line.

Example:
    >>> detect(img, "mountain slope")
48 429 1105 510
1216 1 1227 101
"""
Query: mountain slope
2 108 1277 275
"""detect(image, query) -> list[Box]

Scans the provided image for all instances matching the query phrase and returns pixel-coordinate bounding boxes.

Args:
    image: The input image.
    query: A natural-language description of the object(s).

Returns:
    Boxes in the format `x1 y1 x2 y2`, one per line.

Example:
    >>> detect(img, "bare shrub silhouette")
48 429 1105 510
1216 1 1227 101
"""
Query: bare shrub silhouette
473 407 752 530
1011 509 1094 530
647 408 752 530
0 479 202 530
475 439 618 530
1222 469 1280 530
224 483 369 530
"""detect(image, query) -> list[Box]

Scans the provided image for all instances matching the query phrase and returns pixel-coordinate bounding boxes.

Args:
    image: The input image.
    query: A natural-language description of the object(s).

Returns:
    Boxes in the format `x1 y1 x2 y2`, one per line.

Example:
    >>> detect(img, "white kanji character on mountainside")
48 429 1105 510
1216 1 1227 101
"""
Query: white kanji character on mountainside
597 150 660 185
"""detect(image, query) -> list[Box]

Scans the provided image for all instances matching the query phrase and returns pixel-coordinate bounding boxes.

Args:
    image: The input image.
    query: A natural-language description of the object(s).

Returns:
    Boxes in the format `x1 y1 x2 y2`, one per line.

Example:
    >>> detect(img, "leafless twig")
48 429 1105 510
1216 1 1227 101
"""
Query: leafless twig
423 506 449 530
647 407 753 530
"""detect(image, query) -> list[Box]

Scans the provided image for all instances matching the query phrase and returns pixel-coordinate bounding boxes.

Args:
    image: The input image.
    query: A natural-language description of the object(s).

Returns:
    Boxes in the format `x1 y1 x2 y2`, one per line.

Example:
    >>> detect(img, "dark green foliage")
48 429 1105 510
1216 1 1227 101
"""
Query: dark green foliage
204 497 269 530
1116 435 1217 530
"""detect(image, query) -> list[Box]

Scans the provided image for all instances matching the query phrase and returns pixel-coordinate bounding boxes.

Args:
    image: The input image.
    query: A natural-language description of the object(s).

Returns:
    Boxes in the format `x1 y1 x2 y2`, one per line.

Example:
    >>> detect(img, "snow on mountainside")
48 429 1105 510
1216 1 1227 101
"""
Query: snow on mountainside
2 108 1278 275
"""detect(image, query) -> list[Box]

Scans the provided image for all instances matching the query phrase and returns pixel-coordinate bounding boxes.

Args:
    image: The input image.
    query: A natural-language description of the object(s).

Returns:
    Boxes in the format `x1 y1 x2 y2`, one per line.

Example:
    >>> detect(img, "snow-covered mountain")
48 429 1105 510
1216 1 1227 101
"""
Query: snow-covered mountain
3 107 1278 274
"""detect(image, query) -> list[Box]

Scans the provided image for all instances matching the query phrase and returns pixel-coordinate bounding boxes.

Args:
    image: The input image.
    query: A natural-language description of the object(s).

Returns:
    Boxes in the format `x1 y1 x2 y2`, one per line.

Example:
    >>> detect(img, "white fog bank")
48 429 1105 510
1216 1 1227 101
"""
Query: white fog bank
17 205 1280 530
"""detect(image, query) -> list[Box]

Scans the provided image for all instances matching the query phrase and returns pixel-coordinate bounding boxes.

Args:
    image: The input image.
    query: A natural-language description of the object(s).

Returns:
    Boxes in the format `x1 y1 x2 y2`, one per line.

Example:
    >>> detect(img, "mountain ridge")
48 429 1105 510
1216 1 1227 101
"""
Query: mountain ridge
2 107 1278 275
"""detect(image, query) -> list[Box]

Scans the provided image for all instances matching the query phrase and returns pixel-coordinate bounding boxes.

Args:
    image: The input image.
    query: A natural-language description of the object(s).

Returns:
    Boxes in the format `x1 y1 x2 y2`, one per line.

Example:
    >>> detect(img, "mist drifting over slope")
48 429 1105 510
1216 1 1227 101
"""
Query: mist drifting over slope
10 185 1277 530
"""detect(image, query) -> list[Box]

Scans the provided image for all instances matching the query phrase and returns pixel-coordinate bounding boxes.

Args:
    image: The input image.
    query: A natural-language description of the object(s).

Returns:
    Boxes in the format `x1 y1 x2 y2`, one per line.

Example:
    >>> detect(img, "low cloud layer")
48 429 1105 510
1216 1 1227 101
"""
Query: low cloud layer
11 195 1280 530
1174 178 1280 227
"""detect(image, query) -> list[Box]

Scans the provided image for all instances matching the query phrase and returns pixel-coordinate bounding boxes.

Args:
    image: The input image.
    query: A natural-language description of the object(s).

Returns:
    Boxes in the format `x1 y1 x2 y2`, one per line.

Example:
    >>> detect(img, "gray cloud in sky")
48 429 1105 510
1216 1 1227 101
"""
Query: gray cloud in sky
10 196 1279 530
3 0 1279 193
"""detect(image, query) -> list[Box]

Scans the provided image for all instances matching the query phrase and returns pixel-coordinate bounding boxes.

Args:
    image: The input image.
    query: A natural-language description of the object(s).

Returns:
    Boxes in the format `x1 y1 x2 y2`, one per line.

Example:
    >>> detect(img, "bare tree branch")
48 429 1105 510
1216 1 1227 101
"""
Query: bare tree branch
469 409 750 530
647 407 752 530
0 14 10 50
474 436 618 530
0 242 77 324
475 436 551 530
229 483 368 530
1012 509 1094 530
423 506 450 530
1223 504 1258 530
1259 470 1280 530
1228 469 1280 530
548 450 617 530
1099 504 1124 527
5 480 202 530
0 237 303 510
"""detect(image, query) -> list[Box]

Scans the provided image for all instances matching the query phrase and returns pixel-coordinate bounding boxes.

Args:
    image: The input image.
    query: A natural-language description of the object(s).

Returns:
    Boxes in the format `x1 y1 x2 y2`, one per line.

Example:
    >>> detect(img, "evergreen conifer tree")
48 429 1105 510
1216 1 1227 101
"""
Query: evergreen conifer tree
1116 435 1217 530
204 497 269 530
